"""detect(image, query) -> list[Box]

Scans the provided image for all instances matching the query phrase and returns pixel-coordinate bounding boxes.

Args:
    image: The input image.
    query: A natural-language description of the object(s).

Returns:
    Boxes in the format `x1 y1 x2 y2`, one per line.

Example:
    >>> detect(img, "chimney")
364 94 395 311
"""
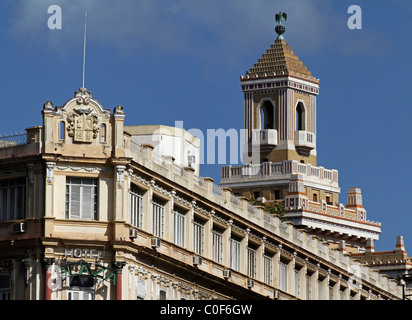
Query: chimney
346 187 363 208
339 240 346 253
395 235 406 253
366 238 375 253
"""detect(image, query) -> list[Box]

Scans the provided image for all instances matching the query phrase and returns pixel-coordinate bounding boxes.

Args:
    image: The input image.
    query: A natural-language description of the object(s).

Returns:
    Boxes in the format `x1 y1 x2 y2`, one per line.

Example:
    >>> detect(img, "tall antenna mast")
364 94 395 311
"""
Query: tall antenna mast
82 11 87 89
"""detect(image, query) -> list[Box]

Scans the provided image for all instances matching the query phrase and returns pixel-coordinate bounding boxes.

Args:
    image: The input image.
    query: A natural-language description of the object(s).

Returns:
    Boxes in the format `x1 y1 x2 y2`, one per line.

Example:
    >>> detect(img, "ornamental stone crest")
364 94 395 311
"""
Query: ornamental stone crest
67 107 100 143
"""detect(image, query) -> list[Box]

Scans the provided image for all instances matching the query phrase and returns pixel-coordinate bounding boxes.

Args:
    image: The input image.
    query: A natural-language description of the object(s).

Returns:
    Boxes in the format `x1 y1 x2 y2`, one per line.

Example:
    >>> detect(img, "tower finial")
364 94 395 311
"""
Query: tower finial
82 11 87 89
275 12 287 40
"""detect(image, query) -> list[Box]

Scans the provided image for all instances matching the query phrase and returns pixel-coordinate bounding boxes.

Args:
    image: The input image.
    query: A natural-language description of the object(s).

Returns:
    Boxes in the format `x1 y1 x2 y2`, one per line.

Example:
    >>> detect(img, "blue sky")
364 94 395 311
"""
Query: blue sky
0 0 411 252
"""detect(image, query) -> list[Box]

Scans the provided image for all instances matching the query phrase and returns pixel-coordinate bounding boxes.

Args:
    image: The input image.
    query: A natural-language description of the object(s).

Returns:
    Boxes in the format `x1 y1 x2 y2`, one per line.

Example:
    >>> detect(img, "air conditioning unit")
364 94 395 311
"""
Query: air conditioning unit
11 222 25 233
151 237 161 248
129 228 138 239
223 269 232 279
192 255 202 266
274 290 280 300
247 278 254 288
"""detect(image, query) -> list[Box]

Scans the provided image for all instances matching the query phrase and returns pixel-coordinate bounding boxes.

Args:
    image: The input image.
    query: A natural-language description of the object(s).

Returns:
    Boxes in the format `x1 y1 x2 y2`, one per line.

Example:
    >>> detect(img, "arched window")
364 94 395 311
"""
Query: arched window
260 100 276 130
100 124 106 143
296 102 305 131
59 121 65 140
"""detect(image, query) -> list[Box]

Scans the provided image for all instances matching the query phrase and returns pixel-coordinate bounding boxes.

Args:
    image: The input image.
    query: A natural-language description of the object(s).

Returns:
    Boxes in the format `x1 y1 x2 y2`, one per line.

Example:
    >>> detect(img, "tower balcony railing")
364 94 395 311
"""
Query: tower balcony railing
221 160 339 188
251 129 278 146
294 130 315 150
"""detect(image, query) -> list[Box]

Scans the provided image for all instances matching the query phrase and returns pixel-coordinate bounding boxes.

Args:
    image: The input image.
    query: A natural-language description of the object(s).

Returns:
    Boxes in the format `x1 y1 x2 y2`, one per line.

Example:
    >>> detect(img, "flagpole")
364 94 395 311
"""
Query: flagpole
82 11 87 89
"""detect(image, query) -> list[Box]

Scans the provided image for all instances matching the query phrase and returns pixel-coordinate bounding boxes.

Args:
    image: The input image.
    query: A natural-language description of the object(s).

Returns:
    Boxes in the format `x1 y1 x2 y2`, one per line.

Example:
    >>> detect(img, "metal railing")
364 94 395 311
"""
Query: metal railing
0 132 27 148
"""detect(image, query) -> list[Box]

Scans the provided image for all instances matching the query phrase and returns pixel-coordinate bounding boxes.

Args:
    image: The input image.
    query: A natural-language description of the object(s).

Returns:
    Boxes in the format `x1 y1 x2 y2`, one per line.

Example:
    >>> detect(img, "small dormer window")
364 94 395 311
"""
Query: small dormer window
59 121 65 140
100 124 106 143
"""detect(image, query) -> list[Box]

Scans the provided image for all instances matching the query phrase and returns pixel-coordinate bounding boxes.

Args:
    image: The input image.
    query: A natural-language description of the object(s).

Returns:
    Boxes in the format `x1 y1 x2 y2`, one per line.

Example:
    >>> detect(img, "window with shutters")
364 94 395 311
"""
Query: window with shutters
173 206 186 247
306 274 312 300
193 219 205 255
65 178 98 220
67 289 95 300
152 196 165 238
263 255 273 285
0 178 26 221
130 184 144 228
279 261 288 292
295 270 301 297
212 229 223 264
230 237 241 271
247 247 257 278
318 279 323 300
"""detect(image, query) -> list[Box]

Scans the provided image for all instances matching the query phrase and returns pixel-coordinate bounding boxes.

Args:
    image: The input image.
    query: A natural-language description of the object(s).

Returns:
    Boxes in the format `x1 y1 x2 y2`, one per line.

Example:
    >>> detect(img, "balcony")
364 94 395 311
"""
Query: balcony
221 160 340 192
252 129 277 146
294 131 315 151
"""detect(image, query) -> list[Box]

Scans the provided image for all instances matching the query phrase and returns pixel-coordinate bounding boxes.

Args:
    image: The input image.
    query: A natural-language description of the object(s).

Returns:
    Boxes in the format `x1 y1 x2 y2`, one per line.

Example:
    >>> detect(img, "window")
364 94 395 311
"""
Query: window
159 289 167 300
230 238 241 271
295 270 300 297
67 289 94 300
313 193 318 202
318 279 324 300
279 262 288 291
59 121 65 140
193 219 204 255
100 124 107 143
274 190 280 200
152 196 165 238
263 255 273 285
247 247 257 278
130 185 144 228
326 195 331 205
296 102 305 131
260 100 277 130
212 229 223 264
0 178 26 221
173 207 186 247
306 275 312 300
339 287 344 300
329 285 334 300
0 275 10 300
66 178 98 220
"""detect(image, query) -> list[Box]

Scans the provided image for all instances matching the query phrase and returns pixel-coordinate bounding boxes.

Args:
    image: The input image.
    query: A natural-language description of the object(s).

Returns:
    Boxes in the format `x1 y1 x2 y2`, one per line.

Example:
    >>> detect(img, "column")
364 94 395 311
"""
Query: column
288 252 296 296
224 220 233 267
303 258 308 300
43 258 55 300
274 245 281 289
113 261 126 300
